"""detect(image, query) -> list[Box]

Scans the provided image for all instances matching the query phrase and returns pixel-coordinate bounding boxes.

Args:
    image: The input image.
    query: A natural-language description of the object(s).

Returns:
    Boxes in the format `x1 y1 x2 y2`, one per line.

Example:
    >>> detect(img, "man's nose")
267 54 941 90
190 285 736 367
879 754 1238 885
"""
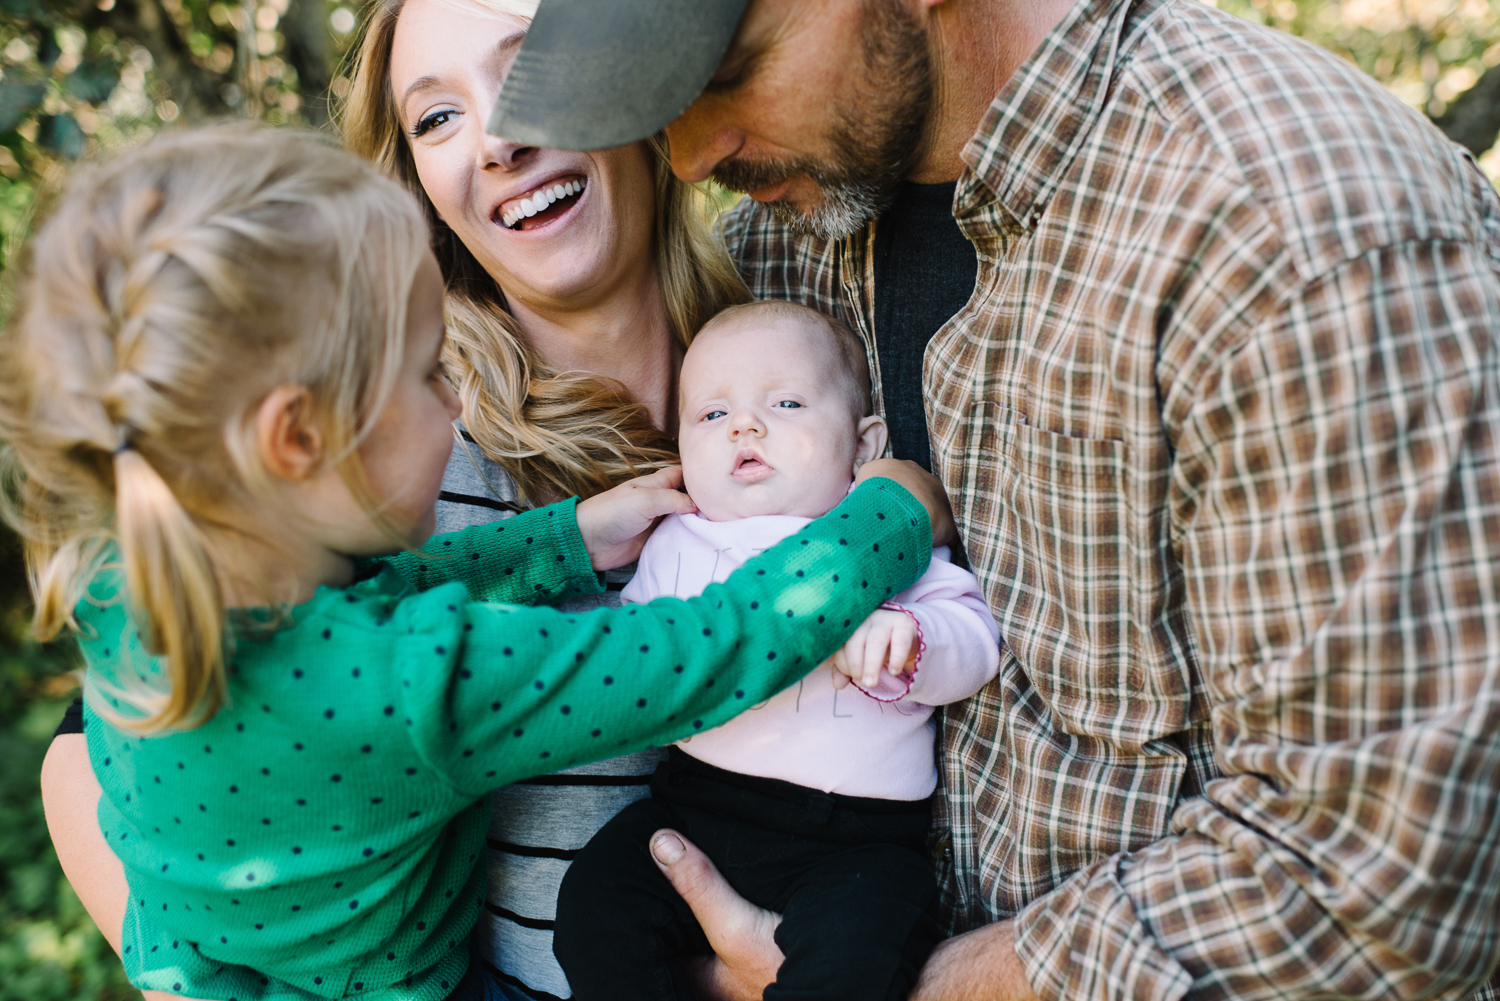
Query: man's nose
664 100 743 184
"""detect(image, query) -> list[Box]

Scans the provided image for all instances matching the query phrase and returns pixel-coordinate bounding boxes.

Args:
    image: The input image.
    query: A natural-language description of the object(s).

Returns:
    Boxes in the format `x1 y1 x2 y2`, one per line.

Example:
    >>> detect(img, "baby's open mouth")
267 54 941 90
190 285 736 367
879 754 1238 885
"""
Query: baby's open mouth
498 175 586 231
732 452 773 481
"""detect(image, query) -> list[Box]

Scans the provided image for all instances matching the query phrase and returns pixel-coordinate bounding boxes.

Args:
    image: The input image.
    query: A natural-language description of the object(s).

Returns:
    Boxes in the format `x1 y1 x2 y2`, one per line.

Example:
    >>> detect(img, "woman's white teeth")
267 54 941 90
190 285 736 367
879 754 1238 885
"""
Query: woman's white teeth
502 179 585 228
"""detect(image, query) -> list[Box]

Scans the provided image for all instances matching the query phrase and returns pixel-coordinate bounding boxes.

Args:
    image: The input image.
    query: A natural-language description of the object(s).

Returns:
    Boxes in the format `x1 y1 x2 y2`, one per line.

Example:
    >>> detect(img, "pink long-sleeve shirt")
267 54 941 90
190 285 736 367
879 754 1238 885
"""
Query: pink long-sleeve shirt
622 512 1001 800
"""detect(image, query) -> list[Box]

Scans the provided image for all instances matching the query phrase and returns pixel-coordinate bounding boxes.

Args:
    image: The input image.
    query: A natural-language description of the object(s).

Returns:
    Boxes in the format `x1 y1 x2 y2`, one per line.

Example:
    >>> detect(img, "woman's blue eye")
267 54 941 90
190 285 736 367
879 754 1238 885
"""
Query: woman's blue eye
410 110 456 138
774 400 802 409
703 410 727 421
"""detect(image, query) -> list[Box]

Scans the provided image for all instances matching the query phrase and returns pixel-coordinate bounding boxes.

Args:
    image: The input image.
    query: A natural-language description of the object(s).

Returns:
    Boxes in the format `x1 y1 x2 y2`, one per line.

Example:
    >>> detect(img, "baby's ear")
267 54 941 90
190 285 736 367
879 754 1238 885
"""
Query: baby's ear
852 414 889 471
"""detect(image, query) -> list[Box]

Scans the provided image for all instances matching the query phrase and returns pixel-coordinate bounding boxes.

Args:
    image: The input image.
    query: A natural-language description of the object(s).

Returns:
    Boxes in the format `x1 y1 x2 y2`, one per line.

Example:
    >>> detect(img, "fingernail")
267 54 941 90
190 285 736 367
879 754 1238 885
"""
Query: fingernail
651 832 685 865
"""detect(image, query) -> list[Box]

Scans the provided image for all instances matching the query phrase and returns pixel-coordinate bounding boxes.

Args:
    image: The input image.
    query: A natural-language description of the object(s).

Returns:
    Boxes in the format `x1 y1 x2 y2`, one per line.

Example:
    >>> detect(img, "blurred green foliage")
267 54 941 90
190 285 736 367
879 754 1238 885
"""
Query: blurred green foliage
0 528 137 999
0 0 1496 996
1211 0 1500 169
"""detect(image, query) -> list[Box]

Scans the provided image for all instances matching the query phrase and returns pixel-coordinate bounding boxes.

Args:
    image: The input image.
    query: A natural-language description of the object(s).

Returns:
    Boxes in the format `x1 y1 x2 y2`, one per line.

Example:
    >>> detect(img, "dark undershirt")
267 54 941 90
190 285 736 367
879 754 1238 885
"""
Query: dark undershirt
871 181 979 472
55 696 82 736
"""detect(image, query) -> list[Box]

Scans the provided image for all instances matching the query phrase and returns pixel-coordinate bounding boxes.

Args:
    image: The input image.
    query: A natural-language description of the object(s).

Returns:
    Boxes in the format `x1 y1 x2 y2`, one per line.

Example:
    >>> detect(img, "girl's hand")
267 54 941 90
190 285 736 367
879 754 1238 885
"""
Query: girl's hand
826 608 919 690
855 458 958 547
575 466 697 570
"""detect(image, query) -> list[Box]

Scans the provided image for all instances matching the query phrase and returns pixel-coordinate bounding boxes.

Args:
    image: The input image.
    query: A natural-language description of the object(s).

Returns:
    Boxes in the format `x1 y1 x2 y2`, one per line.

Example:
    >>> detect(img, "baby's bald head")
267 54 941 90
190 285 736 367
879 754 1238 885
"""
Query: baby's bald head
688 301 872 421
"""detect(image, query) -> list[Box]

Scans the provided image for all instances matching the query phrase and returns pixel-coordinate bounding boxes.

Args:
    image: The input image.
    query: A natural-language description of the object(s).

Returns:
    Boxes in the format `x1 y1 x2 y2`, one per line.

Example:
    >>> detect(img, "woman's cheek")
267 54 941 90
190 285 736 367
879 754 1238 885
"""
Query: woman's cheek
412 151 464 228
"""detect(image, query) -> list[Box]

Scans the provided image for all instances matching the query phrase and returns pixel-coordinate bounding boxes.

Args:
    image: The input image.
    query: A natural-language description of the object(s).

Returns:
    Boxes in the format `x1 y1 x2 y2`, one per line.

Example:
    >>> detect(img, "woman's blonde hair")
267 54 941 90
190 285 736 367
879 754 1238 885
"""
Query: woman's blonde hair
337 0 749 503
0 126 432 733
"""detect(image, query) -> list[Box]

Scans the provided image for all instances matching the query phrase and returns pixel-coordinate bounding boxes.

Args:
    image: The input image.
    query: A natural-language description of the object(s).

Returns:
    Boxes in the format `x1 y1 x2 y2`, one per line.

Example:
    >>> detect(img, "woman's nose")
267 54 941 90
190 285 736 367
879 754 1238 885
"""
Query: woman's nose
481 131 540 171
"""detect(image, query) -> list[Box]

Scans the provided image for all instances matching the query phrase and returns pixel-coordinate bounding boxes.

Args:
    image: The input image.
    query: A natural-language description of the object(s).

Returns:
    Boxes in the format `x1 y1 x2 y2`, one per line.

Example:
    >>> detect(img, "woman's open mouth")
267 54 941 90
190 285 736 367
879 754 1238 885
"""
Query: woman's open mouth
498 175 587 231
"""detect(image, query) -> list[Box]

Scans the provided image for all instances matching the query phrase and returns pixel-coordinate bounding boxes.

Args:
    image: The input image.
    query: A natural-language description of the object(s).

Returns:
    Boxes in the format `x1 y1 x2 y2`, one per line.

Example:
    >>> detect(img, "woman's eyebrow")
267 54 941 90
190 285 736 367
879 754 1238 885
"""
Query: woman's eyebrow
400 75 443 112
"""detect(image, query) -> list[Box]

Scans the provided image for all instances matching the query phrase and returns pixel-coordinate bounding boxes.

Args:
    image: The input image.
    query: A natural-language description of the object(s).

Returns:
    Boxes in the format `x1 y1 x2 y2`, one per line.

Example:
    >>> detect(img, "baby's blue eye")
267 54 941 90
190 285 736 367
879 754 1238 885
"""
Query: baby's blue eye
774 401 802 409
703 410 727 421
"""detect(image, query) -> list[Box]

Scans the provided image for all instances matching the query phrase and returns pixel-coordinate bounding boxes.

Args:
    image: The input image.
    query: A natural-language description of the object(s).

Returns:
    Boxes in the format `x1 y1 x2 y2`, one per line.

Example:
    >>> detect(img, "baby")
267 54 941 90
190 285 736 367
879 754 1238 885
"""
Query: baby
553 301 1000 1001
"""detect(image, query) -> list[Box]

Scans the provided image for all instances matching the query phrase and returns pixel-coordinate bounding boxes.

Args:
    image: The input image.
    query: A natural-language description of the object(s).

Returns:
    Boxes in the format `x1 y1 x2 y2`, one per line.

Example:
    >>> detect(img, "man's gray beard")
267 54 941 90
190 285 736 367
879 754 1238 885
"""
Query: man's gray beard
711 0 933 242
762 164 888 242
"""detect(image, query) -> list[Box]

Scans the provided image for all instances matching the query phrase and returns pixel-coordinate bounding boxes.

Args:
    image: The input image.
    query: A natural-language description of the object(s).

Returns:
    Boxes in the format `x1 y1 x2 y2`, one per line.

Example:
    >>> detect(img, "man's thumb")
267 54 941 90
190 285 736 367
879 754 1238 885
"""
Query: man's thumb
649 828 785 994
649 828 748 939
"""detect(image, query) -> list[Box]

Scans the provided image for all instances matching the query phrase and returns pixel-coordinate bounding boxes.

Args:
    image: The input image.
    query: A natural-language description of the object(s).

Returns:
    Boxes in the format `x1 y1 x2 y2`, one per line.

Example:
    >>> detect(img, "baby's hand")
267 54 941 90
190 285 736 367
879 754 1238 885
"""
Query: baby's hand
826 608 918 691
575 467 697 570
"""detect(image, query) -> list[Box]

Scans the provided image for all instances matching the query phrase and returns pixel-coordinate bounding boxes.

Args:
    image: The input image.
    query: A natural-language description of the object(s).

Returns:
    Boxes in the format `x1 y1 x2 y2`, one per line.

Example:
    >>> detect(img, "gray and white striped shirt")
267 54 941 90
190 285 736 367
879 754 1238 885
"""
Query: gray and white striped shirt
434 431 664 1001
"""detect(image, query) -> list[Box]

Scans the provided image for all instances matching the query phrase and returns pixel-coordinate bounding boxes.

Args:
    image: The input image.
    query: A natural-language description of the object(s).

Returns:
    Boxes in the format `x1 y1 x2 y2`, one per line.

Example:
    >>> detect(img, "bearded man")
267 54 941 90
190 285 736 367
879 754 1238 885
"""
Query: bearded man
491 1 1500 999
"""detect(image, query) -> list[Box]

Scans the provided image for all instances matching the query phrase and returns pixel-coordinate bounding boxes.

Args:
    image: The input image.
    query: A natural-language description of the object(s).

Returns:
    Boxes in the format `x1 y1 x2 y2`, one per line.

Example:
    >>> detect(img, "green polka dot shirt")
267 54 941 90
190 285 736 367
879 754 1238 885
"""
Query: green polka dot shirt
83 480 930 1000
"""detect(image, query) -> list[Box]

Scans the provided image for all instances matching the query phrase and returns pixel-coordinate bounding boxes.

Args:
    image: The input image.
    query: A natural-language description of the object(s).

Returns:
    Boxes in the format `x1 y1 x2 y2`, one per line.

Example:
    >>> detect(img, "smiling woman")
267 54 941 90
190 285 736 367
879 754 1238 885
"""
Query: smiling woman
332 1 750 998
342 0 748 502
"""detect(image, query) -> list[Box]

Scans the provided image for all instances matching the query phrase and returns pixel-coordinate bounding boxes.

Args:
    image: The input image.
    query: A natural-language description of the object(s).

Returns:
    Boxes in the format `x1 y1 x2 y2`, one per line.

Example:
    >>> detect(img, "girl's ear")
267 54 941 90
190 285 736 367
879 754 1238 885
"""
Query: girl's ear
852 414 890 471
254 386 326 481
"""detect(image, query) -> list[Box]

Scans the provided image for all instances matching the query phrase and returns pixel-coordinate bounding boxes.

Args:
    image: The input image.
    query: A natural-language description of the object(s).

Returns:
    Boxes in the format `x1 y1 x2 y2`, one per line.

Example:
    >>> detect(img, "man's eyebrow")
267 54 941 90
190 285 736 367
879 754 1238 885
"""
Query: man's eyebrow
399 31 526 115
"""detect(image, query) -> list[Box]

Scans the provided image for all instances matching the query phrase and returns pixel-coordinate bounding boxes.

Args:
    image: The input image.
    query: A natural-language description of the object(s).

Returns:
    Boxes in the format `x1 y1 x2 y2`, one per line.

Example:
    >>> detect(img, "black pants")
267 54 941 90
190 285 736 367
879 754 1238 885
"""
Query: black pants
554 748 940 1001
445 958 487 1001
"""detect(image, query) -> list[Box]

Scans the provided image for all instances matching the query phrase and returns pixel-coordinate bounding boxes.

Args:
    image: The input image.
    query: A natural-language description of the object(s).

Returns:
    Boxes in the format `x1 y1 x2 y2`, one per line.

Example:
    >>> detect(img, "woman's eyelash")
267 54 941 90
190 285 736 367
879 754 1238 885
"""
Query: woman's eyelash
409 110 456 138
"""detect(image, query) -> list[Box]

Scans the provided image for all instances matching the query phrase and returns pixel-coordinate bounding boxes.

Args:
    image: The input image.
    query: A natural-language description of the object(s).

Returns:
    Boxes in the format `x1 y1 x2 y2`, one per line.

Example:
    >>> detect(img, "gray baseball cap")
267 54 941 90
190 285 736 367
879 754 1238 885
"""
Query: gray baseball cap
487 0 749 150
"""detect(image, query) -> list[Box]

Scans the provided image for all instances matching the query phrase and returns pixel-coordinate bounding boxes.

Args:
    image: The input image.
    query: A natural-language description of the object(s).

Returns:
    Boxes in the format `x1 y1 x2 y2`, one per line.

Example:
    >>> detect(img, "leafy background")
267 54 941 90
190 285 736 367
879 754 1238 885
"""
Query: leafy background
0 0 1497 996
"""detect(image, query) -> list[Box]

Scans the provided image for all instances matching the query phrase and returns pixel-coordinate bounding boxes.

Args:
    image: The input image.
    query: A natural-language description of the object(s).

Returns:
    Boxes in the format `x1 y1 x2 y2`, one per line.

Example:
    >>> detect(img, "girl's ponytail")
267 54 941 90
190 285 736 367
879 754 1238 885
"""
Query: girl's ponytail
111 444 225 730
0 125 429 734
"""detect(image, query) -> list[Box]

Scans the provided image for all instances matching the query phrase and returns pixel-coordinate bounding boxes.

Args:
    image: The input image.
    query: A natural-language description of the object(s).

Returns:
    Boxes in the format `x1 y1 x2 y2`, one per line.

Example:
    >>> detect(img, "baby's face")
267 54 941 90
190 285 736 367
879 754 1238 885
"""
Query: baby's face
678 313 881 521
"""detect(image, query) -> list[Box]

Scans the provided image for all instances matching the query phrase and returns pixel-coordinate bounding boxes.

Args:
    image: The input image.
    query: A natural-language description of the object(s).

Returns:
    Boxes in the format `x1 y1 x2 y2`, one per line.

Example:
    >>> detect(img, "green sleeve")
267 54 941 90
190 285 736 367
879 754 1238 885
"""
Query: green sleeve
378 498 602 606
395 477 933 794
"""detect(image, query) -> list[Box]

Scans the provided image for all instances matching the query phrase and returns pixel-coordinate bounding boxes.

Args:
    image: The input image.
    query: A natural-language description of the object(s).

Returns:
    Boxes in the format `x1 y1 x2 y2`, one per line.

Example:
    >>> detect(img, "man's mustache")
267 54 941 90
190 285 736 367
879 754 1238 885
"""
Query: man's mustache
712 156 830 196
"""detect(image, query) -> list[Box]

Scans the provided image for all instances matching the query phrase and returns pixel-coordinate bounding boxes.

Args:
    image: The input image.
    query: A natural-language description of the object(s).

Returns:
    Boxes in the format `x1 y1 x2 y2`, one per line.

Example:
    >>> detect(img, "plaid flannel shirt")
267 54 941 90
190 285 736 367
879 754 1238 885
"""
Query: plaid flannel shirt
721 0 1500 997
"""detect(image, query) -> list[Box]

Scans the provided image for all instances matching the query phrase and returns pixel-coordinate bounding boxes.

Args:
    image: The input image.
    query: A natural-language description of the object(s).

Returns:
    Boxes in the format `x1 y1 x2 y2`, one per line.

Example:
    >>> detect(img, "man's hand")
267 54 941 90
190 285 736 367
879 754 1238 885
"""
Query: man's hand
649 829 784 1001
909 920 1043 1001
574 466 697 570
855 458 958 547
826 607 918 690
650 825 1043 1001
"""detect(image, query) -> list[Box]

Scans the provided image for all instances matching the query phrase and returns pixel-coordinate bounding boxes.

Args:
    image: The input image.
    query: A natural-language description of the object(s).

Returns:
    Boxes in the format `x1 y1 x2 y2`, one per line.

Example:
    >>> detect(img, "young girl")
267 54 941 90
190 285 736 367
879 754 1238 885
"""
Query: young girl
2 128 944 1001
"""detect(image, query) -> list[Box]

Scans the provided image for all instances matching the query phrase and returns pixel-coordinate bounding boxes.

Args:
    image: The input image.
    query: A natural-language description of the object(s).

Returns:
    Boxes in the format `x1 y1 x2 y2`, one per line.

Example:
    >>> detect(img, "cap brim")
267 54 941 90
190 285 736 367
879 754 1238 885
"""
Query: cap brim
487 0 748 150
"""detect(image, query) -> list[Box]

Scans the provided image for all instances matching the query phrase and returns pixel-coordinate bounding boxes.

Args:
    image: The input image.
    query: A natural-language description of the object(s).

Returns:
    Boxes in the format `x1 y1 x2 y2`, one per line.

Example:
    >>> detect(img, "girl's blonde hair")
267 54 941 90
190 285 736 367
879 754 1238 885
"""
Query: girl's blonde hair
337 0 750 503
0 126 432 733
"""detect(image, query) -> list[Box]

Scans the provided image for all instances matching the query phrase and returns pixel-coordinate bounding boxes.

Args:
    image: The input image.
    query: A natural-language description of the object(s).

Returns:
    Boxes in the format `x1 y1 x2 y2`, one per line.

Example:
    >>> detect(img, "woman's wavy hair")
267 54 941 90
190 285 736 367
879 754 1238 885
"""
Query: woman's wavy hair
337 0 750 503
0 126 431 733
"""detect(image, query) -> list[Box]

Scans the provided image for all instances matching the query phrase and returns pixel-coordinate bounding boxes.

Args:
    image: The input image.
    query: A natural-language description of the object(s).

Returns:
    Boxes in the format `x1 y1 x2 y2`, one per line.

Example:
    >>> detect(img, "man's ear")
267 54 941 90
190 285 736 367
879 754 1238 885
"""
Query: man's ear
852 414 889 471
253 386 326 481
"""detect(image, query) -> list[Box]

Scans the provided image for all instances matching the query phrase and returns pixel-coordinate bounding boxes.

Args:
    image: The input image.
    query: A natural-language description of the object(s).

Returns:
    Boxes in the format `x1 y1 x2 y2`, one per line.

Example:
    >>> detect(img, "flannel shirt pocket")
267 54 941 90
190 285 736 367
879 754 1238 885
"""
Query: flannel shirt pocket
1006 418 1132 738
962 400 1193 744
